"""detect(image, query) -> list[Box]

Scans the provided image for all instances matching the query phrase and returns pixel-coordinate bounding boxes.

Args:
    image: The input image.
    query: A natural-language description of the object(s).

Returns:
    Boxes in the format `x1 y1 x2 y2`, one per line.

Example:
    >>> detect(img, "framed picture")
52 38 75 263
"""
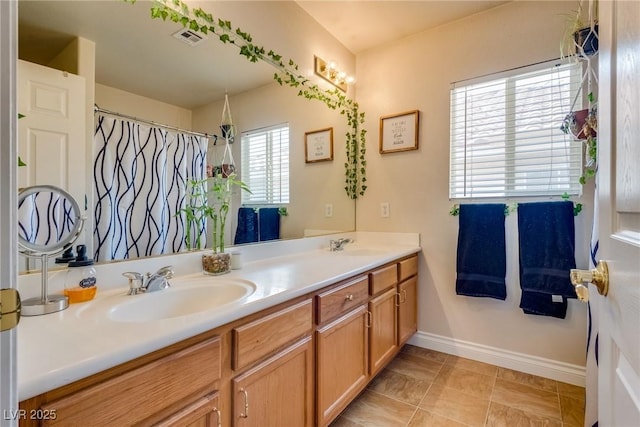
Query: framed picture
379 110 420 154
305 127 334 163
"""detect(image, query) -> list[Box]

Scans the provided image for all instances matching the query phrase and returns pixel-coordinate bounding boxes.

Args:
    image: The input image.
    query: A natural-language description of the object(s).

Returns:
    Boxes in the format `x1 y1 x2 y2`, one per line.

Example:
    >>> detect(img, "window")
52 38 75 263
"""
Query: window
449 61 582 199
241 124 289 205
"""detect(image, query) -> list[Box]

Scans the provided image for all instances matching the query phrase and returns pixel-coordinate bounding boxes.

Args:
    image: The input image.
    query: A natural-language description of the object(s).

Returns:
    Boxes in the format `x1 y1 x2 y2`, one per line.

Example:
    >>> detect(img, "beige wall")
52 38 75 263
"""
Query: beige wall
355 0 592 367
95 83 193 130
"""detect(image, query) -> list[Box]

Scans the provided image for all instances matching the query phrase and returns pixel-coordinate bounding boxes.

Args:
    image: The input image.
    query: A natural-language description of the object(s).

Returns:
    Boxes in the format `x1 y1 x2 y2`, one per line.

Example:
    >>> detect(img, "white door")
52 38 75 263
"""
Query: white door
17 60 87 271
597 1 640 425
1 1 19 426
17 59 86 209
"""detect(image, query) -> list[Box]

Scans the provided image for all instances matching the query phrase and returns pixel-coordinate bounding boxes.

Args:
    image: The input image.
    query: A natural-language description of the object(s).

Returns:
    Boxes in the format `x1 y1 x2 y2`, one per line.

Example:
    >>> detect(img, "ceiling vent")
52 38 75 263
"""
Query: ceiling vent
172 29 207 46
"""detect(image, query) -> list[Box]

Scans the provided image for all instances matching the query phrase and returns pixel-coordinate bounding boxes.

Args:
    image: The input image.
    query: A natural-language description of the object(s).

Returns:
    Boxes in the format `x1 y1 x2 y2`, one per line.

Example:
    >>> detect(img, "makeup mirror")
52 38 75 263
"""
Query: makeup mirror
18 185 84 315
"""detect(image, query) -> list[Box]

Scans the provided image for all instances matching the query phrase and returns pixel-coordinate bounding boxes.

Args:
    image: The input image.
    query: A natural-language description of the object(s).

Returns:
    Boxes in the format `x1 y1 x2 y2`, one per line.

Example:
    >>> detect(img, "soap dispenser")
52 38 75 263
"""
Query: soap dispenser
64 244 97 304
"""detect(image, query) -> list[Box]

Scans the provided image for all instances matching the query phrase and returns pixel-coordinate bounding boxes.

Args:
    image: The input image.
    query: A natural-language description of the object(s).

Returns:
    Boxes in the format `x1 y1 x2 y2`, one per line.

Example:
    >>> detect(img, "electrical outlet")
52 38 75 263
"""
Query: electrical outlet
325 204 333 217
380 202 390 218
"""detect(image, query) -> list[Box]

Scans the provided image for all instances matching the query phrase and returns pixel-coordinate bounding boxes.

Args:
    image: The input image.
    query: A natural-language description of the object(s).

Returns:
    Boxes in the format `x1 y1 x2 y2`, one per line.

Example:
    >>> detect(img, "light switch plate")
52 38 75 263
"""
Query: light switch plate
325 204 333 217
380 202 390 218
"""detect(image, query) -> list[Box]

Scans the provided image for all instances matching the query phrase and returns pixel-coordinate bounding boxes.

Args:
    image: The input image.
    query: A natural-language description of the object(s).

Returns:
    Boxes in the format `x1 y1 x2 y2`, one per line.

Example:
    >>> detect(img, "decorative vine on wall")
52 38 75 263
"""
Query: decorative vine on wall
125 0 367 199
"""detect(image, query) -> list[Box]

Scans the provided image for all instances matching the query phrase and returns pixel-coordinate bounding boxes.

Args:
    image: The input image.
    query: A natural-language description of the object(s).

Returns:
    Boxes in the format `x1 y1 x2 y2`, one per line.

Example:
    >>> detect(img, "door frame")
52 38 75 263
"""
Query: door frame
0 0 19 425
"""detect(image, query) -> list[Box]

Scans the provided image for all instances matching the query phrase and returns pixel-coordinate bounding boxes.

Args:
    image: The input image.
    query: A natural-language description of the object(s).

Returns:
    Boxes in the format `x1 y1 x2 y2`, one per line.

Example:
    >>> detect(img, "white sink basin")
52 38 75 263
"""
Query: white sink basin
79 277 256 322
336 248 386 256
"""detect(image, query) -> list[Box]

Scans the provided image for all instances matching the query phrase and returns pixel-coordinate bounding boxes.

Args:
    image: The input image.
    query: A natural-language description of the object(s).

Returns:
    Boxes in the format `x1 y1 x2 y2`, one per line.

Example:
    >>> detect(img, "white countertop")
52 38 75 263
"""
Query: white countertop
17 232 420 401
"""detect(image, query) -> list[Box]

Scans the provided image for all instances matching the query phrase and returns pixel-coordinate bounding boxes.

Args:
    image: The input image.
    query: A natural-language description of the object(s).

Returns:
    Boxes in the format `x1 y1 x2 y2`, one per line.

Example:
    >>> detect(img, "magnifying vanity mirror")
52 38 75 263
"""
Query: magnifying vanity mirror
17 0 356 271
18 185 84 315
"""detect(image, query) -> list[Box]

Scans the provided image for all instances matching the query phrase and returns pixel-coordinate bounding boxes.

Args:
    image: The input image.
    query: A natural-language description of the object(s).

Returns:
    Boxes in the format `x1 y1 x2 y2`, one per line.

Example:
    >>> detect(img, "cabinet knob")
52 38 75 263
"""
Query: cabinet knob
345 294 354 302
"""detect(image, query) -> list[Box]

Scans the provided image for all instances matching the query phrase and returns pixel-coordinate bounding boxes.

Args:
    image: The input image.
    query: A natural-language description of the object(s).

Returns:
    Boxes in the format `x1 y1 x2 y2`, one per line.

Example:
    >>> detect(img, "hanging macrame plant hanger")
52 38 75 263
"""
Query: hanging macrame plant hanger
210 93 237 178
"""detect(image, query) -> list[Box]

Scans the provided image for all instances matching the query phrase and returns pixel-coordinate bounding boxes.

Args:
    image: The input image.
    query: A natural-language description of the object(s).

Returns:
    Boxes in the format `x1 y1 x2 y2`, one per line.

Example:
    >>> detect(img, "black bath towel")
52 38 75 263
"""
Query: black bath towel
517 201 576 319
456 204 507 300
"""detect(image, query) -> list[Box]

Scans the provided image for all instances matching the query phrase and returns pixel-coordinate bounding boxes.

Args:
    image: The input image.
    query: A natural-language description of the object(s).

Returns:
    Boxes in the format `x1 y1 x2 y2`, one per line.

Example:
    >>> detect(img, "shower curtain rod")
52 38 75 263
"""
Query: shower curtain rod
94 105 210 139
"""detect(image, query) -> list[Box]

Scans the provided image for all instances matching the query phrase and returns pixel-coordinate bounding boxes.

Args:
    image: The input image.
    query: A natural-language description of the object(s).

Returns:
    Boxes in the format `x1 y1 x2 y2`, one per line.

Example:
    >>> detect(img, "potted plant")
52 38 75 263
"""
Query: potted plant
177 178 211 251
560 94 598 185
560 1 598 58
201 167 251 275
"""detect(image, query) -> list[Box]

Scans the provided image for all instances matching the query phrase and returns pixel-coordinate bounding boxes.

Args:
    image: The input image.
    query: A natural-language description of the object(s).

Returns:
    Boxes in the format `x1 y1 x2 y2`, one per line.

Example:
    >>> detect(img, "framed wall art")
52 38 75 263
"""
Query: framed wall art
305 127 334 163
379 110 420 154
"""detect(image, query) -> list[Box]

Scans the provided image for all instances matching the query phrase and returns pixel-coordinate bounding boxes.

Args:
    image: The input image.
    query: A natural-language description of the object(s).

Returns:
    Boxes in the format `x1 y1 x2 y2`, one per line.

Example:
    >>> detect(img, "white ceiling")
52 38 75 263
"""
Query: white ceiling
18 1 508 109
296 1 509 54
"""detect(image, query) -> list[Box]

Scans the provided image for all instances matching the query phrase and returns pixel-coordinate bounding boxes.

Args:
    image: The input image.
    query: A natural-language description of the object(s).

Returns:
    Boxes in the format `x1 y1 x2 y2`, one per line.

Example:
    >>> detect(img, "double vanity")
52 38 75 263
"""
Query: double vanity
17 232 420 426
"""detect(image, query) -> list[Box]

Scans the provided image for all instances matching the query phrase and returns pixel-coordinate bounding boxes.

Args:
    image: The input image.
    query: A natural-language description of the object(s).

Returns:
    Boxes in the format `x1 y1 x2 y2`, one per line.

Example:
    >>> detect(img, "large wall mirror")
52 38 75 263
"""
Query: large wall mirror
18 0 356 270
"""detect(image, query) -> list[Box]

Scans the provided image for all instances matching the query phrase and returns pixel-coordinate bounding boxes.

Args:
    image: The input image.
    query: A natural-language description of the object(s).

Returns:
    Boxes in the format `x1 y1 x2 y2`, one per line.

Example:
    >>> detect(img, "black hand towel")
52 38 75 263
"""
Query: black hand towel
259 208 280 241
234 207 258 244
456 204 507 300
517 201 576 319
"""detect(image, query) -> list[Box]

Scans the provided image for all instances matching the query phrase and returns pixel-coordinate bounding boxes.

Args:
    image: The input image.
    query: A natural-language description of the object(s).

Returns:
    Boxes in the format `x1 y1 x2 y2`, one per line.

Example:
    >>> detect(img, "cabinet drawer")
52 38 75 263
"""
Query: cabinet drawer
316 276 369 324
370 264 398 295
398 255 418 282
41 337 221 426
233 299 313 371
154 392 220 427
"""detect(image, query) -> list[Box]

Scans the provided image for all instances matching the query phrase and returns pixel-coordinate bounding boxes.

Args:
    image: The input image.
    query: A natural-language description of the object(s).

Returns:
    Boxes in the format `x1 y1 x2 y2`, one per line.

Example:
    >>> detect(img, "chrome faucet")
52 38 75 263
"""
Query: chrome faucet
329 238 353 251
123 265 174 295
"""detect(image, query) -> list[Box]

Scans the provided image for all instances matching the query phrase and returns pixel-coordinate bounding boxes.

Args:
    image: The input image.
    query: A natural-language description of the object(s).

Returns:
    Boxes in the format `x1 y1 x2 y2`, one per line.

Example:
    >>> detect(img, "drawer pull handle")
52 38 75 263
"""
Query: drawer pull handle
345 294 354 301
401 289 407 304
395 292 401 307
214 408 222 427
365 310 372 328
239 388 249 418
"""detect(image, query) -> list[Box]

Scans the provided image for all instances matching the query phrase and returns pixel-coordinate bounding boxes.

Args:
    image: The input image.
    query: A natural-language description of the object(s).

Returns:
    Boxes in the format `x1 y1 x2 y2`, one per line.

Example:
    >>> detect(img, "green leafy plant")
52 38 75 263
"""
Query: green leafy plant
560 0 598 59
278 207 288 216
560 92 597 185
126 0 367 199
208 172 251 253
176 178 212 250
177 174 250 253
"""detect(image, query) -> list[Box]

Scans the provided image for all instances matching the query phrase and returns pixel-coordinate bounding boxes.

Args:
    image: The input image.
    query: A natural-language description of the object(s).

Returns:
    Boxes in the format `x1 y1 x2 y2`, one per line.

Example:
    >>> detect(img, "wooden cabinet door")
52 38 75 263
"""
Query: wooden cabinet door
398 276 418 346
232 337 313 427
316 305 368 427
154 393 221 427
369 287 398 376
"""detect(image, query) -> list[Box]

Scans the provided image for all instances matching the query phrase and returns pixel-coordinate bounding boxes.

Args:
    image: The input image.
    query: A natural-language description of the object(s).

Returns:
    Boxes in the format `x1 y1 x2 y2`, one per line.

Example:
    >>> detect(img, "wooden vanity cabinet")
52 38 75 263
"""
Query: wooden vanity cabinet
315 275 369 427
231 299 314 427
232 337 313 427
20 253 420 427
154 392 221 427
368 265 399 377
27 335 222 427
397 256 418 346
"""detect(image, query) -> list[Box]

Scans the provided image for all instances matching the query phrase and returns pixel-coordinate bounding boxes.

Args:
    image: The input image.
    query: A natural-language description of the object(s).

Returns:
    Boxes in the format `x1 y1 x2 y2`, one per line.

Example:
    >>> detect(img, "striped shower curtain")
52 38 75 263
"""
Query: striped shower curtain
93 115 207 261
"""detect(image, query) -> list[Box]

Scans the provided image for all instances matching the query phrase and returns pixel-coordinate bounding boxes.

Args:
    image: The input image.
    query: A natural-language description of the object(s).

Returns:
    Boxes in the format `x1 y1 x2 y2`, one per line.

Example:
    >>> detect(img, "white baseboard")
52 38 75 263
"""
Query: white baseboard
407 331 586 387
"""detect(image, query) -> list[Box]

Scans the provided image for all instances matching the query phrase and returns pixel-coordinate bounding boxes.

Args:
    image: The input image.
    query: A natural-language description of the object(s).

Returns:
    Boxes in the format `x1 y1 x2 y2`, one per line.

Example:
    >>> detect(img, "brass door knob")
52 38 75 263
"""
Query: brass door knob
570 260 609 302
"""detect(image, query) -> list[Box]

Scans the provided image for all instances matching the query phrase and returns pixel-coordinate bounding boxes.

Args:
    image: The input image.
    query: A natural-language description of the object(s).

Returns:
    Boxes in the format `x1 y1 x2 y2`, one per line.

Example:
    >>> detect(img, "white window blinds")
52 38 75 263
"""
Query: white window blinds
449 61 583 199
241 124 290 205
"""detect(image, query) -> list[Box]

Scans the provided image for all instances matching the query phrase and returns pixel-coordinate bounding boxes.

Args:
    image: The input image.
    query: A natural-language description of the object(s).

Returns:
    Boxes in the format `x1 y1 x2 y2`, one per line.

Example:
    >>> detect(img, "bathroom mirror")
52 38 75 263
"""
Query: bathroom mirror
17 0 356 267
18 185 84 256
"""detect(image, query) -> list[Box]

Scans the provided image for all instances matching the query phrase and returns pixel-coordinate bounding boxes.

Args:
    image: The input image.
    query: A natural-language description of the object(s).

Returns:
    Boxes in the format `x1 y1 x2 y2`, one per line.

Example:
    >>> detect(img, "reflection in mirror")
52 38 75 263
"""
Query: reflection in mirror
18 185 83 256
17 0 356 269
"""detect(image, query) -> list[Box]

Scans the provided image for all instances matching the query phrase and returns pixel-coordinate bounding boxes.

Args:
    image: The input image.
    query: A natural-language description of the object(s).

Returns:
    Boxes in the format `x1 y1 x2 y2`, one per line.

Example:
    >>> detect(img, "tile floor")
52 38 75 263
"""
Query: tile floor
330 345 585 427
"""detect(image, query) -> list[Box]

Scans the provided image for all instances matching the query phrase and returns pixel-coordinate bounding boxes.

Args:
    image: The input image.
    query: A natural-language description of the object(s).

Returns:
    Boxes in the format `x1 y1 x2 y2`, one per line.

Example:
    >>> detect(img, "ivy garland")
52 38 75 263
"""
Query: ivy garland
126 0 367 198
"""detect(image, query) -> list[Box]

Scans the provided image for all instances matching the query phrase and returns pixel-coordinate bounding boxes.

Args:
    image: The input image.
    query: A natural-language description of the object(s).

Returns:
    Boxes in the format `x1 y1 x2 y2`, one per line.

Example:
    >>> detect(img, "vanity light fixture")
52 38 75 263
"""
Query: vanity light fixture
314 56 355 92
